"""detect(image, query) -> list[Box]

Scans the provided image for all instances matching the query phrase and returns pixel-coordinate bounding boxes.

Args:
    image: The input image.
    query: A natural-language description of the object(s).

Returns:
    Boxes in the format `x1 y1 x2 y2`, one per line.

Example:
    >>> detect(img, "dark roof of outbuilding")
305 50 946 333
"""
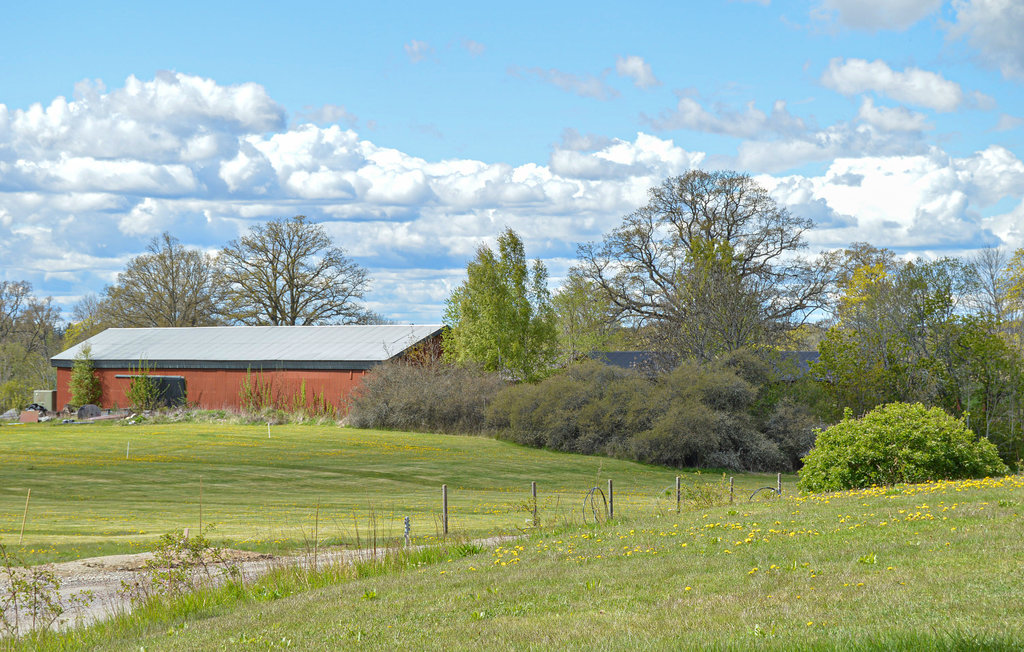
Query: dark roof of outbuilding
51 325 445 370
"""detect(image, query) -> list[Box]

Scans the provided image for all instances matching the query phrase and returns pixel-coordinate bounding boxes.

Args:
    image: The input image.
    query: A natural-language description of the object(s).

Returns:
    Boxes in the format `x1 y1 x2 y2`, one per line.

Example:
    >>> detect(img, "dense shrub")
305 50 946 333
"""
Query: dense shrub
798 402 1009 492
490 356 812 472
348 360 505 434
487 361 648 455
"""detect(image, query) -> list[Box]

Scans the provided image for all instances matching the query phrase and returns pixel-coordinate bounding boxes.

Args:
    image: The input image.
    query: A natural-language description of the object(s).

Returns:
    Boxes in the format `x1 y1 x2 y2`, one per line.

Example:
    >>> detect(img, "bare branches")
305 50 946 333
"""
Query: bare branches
577 170 831 361
99 233 223 328
217 216 370 325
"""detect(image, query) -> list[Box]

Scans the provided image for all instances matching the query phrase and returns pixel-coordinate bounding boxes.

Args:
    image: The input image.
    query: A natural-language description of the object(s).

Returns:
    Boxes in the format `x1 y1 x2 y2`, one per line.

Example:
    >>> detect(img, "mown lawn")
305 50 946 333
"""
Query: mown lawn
36 474 1024 651
0 422 781 564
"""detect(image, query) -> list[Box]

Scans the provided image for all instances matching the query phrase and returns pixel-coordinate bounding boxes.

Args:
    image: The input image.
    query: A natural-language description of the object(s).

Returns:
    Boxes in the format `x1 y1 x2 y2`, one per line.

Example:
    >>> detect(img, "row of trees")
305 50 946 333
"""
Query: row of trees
0 216 376 410
70 216 376 343
442 170 1024 466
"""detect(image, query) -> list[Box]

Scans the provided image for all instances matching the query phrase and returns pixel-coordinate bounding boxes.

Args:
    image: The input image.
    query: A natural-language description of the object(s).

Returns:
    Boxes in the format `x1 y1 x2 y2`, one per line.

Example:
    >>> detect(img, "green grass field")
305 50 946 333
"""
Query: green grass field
0 422 783 564
32 474 1024 650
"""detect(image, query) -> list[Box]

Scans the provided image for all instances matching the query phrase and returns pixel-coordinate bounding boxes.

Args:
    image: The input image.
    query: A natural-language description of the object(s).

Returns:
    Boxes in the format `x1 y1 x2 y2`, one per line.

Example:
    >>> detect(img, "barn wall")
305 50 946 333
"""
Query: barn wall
56 367 369 412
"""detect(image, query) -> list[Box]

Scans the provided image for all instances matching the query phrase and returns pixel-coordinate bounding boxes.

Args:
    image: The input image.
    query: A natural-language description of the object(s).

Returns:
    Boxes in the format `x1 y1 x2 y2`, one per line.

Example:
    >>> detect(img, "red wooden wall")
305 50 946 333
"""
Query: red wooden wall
55 367 369 412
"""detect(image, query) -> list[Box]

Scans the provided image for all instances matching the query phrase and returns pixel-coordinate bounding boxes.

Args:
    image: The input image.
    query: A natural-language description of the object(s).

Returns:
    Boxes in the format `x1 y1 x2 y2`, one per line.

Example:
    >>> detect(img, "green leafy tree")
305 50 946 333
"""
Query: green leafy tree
552 270 628 363
798 403 1008 492
443 229 558 382
69 345 102 407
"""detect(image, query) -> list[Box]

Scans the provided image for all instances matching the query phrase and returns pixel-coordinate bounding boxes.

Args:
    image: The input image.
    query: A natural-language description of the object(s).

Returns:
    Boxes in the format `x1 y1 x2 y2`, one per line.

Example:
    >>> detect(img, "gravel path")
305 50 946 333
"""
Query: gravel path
2 535 517 637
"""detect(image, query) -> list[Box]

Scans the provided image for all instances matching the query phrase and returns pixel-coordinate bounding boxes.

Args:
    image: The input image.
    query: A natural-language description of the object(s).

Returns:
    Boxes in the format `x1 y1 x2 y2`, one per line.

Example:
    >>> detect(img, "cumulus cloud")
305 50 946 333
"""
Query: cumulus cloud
404 40 432 63
3 72 1021 323
616 55 660 89
856 97 931 131
949 0 1024 81
646 96 807 138
821 58 964 111
510 66 619 100
815 0 942 30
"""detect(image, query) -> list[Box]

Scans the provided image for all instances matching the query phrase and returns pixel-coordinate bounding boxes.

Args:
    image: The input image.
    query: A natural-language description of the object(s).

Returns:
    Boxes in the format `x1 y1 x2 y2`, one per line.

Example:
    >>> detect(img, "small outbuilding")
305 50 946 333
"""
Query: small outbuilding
50 324 444 412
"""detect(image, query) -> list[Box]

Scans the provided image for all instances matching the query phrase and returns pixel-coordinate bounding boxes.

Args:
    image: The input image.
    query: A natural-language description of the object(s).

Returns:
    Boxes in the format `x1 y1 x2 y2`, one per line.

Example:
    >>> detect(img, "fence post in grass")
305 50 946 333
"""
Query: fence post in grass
777 473 782 495
199 477 203 534
730 477 734 504
675 476 681 513
608 479 614 520
531 481 538 527
126 441 130 461
404 516 411 548
314 498 320 572
18 488 31 546
442 484 449 536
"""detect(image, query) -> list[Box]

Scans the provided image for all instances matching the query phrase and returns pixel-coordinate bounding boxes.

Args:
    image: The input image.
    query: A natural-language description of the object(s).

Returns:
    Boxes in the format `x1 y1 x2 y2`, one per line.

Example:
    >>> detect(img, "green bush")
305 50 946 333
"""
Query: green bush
490 357 802 471
69 345 102 407
348 360 505 434
798 402 1009 492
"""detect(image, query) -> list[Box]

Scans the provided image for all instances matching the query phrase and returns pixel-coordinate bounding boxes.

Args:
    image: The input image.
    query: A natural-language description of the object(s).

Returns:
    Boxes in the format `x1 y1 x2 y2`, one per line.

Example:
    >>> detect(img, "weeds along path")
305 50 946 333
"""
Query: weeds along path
2 535 519 636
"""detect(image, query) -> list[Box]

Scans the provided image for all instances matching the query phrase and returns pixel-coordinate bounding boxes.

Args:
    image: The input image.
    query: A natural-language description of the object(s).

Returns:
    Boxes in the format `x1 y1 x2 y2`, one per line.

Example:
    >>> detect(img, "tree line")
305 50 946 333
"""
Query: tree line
440 170 1024 467
1 216 376 411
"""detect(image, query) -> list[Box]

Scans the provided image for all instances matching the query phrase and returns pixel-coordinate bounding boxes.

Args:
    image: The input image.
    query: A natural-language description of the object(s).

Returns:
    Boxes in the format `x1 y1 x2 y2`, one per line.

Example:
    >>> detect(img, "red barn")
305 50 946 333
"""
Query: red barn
51 325 444 412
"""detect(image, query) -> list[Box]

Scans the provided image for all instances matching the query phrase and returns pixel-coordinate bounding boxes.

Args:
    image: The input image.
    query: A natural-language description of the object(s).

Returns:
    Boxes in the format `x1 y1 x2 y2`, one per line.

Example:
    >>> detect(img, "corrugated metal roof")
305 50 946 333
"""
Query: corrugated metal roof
51 325 445 370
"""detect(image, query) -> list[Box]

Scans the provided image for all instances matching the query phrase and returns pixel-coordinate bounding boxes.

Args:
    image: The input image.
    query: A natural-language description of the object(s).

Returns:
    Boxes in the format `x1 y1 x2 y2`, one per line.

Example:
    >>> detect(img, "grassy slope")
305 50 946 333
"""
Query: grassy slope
43 475 1024 651
0 422 780 564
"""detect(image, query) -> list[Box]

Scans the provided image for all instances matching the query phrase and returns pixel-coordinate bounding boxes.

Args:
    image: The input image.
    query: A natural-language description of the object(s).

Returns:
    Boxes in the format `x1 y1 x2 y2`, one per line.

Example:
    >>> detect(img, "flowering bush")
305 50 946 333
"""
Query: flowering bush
798 402 1008 492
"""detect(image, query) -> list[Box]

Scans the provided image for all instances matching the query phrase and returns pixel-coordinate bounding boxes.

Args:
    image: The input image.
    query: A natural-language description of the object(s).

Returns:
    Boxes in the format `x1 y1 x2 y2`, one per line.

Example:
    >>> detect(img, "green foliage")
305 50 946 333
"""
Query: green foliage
490 356 815 471
348 360 505 434
443 228 558 382
125 361 161 411
0 377 32 411
798 403 1008 492
69 344 102 407
239 368 274 412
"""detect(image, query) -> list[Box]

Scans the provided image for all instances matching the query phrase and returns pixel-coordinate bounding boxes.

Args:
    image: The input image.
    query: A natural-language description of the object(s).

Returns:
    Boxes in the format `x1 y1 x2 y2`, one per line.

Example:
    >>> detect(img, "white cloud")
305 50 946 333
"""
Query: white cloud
461 39 485 56
404 40 432 63
296 104 359 126
856 97 931 131
994 114 1024 131
511 67 619 101
950 0 1024 81
816 0 942 30
2 72 1020 323
821 58 964 111
615 55 660 89
647 96 807 138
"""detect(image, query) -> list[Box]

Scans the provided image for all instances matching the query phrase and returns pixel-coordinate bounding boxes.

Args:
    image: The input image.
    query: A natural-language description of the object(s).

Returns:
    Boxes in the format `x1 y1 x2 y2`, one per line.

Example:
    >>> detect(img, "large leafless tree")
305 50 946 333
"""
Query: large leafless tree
216 215 370 325
99 233 223 328
577 170 835 361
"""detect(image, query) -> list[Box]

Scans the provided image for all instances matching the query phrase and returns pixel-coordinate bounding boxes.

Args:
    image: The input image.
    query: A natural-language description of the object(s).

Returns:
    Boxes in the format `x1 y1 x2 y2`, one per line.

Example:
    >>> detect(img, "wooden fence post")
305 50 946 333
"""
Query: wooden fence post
442 484 448 536
18 489 31 546
777 473 782 495
730 477 734 504
675 476 681 513
607 479 614 520
531 481 538 527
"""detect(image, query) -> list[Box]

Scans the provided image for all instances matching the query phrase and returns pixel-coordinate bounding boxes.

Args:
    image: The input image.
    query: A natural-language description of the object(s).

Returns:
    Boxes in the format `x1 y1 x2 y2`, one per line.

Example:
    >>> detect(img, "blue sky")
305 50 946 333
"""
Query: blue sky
2 0 1023 323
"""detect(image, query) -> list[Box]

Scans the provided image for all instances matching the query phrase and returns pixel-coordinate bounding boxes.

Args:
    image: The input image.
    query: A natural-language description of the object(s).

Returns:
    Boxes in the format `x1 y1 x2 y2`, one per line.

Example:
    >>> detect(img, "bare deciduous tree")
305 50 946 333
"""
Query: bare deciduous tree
217 215 370 325
577 170 834 361
99 233 223 328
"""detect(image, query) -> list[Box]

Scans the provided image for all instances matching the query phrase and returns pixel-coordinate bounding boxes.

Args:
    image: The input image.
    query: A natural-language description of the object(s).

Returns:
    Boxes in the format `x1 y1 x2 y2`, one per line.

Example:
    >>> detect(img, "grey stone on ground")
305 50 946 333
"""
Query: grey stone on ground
77 404 102 420
0 408 18 421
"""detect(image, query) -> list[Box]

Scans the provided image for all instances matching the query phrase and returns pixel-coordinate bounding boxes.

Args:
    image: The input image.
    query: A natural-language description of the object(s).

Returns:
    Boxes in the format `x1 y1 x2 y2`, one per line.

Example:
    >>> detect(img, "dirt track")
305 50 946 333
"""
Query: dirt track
2 536 515 637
